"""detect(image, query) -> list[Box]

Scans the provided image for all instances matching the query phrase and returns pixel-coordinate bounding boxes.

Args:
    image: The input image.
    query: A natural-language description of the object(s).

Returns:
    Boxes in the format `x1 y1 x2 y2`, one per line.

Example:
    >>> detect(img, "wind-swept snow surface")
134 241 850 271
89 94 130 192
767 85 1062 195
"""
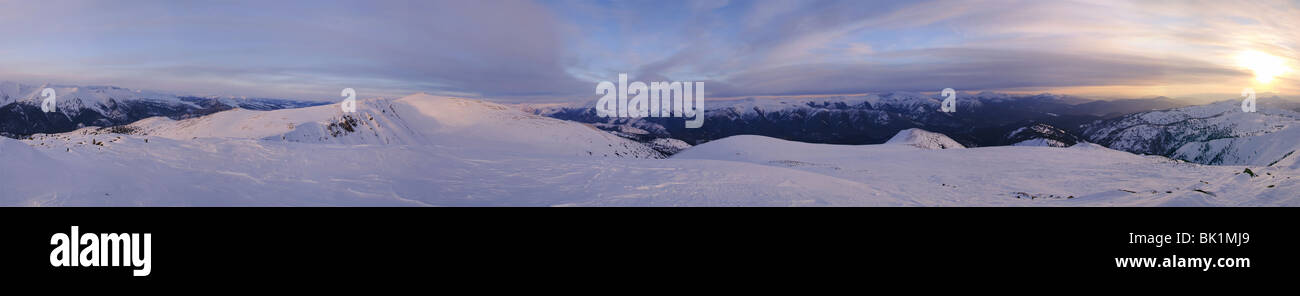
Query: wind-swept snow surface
7 95 1298 206
10 94 899 206
11 135 918 206
674 135 1299 206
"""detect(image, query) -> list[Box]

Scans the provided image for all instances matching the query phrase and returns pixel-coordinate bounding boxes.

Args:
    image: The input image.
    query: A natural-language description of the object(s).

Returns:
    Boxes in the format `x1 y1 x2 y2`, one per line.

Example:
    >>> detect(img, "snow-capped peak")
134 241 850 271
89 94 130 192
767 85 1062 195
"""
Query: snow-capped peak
0 81 193 118
884 128 965 149
1081 97 1300 165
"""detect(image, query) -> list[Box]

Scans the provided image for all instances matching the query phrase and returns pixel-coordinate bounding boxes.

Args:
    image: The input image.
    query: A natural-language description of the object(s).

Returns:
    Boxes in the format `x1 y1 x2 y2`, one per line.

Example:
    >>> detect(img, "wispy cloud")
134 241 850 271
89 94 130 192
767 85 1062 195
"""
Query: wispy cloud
0 0 1295 101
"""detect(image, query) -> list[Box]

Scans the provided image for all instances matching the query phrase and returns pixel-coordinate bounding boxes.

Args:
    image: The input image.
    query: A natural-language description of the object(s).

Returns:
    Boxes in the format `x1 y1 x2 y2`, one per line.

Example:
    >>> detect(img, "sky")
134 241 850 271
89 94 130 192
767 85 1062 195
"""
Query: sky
0 0 1296 102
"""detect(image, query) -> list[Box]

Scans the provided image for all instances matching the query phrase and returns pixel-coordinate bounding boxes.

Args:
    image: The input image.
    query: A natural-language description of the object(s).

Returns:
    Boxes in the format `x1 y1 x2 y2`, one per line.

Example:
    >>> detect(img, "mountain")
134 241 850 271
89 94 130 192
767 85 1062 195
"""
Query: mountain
178 96 328 111
884 128 965 149
0 82 197 137
0 81 326 137
1071 96 1187 118
110 93 662 158
1080 98 1300 166
1005 123 1081 147
7 93 1297 206
12 95 909 206
532 92 1177 152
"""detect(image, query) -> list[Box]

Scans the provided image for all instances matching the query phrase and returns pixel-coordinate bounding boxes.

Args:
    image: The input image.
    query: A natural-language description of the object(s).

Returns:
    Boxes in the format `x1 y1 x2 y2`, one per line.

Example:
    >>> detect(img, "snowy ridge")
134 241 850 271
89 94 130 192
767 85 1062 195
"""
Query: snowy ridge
884 128 965 149
1082 99 1300 165
0 81 333 137
123 93 662 158
1005 123 1080 147
1012 138 1068 147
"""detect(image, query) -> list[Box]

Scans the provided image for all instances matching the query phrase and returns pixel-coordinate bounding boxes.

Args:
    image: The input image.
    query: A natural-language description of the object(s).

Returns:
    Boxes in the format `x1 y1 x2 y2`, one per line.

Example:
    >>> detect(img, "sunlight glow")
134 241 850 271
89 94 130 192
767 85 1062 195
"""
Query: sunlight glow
1236 50 1292 84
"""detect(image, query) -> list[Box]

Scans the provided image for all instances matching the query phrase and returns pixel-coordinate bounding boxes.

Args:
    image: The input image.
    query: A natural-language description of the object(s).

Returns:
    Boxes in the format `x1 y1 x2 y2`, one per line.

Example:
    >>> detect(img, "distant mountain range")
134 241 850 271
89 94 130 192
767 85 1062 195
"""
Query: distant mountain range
7 93 1298 206
532 92 1189 149
6 81 1300 168
0 81 327 138
531 92 1300 166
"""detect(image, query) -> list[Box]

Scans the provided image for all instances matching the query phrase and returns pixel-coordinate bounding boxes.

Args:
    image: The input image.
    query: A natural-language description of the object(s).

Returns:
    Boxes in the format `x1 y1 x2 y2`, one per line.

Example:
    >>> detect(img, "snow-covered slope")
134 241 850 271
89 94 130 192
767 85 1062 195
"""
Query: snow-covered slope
10 125 1298 206
884 128 965 149
1082 99 1300 166
673 135 1299 206
1012 138 1069 147
0 137 71 204
123 93 661 158
14 128 914 206
7 91 1296 206
648 138 692 155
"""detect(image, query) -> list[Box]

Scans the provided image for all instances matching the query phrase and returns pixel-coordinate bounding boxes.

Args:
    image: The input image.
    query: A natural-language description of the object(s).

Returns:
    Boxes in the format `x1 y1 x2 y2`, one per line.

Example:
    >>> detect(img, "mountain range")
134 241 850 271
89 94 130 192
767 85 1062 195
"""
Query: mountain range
531 92 1300 166
1081 99 1300 166
3 83 1298 205
0 81 326 138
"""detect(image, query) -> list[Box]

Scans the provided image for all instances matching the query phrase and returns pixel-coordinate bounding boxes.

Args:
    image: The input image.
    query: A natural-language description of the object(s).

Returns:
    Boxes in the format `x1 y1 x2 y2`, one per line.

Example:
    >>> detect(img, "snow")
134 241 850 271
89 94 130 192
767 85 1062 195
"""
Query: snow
0 81 193 117
884 128 965 149
649 138 692 154
673 135 1300 206
1006 127 1028 138
126 93 662 158
12 132 916 206
5 95 1298 206
1083 99 1300 166
0 137 72 205
1012 138 1068 147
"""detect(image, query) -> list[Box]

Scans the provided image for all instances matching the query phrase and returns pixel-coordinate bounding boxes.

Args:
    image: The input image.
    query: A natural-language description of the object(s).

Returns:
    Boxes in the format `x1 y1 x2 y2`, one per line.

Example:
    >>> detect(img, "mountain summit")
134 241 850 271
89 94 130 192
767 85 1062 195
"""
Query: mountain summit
884 128 965 149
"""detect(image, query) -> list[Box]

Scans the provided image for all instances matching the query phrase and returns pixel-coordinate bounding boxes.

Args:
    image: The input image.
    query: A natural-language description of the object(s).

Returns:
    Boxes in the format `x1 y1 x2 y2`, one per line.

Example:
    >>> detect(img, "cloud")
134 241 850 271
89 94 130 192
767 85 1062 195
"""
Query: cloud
0 0 1295 100
0 0 588 100
704 48 1247 97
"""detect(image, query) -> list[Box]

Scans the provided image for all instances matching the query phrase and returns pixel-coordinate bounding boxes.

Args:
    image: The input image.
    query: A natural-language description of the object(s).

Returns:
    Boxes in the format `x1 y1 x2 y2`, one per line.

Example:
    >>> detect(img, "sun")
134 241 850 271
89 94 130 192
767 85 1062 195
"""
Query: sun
1236 50 1292 84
